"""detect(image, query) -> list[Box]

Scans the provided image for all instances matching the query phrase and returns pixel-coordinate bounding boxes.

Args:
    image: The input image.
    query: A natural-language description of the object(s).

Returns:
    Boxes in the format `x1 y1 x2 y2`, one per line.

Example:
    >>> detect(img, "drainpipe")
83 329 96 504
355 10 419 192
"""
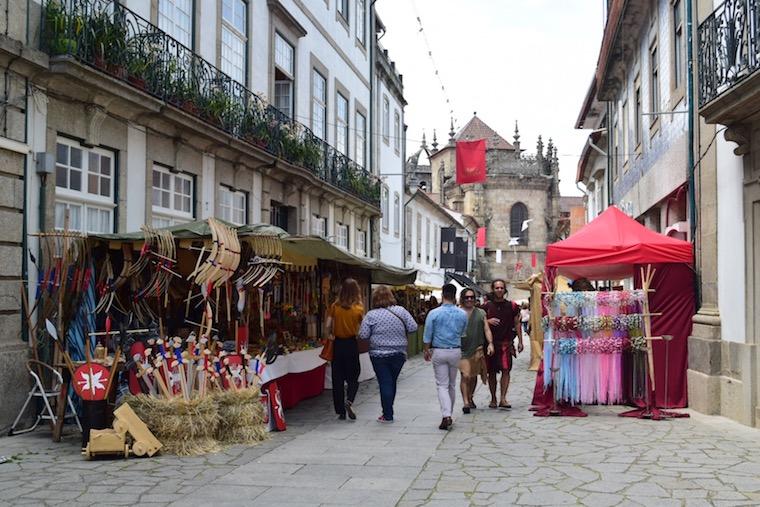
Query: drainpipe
606 102 614 206
686 0 699 305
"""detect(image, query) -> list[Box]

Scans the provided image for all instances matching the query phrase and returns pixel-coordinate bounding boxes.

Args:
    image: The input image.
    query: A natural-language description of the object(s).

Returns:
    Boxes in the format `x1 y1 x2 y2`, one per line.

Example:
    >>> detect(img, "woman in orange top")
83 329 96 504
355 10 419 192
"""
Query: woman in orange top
326 278 364 420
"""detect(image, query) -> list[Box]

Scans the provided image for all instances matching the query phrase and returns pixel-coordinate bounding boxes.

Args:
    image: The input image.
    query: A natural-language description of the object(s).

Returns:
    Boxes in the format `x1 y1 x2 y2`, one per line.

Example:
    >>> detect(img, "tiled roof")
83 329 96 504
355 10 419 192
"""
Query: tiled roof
455 115 515 150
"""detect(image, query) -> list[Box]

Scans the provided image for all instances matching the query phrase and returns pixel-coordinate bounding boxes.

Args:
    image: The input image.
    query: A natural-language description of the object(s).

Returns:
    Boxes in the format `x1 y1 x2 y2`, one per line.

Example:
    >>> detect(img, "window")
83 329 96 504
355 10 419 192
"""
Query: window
336 92 348 154
416 212 422 262
650 42 660 123
634 83 642 148
672 0 683 90
355 111 366 168
356 0 366 45
55 140 115 233
152 165 193 227
381 186 389 231
311 214 327 237
337 0 348 22
270 201 291 232
336 222 349 249
393 110 400 152
274 33 295 118
433 225 439 266
221 0 247 83
311 70 327 139
510 202 529 246
218 186 246 225
382 97 390 142
612 113 620 180
159 0 193 48
405 207 412 261
425 218 431 264
356 229 366 256
622 100 629 165
393 192 400 237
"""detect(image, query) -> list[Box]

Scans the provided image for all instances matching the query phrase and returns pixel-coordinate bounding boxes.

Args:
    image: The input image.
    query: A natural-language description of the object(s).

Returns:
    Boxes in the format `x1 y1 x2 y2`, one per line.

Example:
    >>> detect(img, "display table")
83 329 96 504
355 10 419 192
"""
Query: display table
261 348 328 410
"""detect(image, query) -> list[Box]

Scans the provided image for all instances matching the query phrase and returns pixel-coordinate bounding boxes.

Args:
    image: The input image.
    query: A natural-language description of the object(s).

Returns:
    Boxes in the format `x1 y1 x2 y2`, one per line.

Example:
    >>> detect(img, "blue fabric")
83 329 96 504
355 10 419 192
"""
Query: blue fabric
423 303 467 348
359 305 418 357
371 353 406 420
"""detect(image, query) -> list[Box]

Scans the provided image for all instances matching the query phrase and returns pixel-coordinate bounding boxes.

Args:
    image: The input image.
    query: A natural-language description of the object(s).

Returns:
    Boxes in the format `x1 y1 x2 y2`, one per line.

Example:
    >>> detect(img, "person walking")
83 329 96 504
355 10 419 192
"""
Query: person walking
459 288 494 413
423 283 468 430
484 279 523 409
325 278 364 420
520 302 531 335
358 286 418 423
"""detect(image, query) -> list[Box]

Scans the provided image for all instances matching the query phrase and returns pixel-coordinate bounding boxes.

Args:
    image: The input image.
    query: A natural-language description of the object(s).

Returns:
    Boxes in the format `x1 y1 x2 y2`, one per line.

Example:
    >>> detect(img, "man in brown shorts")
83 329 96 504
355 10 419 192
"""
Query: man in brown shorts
484 279 523 408
458 288 494 413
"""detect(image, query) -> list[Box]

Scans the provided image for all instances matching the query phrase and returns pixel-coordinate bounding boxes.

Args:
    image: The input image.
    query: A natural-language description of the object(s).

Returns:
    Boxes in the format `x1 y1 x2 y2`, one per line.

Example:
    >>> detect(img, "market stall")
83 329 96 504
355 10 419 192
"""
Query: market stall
532 206 694 419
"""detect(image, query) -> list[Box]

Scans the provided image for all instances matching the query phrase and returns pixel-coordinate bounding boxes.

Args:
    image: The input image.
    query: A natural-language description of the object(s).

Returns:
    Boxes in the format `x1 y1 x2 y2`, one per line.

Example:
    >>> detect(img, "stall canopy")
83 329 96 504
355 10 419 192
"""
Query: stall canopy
541 205 695 409
546 206 693 280
445 272 486 295
280 236 417 286
92 221 288 241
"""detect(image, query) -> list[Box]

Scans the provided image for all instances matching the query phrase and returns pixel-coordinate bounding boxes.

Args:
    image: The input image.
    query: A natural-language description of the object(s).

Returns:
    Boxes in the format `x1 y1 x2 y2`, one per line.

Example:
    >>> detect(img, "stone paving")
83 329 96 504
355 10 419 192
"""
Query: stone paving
1 353 760 506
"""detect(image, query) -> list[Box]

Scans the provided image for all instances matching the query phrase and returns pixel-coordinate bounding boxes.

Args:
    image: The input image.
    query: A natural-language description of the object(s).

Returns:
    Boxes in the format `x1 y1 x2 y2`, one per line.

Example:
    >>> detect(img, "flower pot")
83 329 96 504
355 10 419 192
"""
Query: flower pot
93 55 107 70
127 75 146 90
181 100 199 116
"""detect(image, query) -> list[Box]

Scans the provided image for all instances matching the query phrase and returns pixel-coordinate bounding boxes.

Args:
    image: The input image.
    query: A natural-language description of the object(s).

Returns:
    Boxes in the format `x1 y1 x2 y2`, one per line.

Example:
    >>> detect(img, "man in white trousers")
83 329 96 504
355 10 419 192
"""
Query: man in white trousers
423 283 468 430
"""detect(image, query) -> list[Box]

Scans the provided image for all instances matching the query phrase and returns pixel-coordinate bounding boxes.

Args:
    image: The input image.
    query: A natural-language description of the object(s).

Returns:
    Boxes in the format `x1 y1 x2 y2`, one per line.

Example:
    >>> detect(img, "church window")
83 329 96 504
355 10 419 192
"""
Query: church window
510 202 529 246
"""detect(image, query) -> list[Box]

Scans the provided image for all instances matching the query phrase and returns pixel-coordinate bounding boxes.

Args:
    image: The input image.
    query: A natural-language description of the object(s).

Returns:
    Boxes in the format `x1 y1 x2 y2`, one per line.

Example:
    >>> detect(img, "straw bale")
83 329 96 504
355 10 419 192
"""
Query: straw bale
212 388 269 445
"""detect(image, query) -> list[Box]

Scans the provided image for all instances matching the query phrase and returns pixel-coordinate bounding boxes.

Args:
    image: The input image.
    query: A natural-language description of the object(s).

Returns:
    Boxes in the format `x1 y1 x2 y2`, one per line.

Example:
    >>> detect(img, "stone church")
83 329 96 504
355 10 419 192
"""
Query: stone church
407 114 562 283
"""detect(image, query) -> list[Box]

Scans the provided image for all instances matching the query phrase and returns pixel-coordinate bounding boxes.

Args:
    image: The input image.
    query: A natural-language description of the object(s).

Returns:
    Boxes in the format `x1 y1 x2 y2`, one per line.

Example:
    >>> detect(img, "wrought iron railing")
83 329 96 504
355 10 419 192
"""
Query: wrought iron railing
698 0 760 107
40 0 381 207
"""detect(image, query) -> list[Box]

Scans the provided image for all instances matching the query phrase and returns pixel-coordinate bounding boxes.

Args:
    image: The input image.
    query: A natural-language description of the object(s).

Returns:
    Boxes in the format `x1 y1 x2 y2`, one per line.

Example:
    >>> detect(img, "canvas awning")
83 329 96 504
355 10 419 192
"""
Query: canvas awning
281 236 417 286
445 272 486 295
91 220 288 241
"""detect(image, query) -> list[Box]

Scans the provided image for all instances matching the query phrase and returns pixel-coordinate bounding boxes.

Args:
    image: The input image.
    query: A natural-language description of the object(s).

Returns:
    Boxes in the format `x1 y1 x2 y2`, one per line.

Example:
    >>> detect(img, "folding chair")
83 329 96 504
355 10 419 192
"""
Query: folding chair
8 360 81 436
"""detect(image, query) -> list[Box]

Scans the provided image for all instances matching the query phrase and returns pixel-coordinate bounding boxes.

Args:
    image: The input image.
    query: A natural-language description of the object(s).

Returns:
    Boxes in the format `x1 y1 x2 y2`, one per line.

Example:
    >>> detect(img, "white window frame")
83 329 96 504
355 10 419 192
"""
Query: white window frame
218 185 247 225
393 192 400 237
274 32 295 118
336 222 349 249
311 69 327 139
672 0 683 90
425 217 431 264
416 212 422 262
152 164 194 227
158 0 193 48
356 0 366 45
433 225 439 266
382 96 390 142
221 0 247 84
381 186 389 231
337 0 349 23
336 92 349 155
311 214 327 237
356 228 366 256
355 111 366 168
54 138 116 234
393 110 401 153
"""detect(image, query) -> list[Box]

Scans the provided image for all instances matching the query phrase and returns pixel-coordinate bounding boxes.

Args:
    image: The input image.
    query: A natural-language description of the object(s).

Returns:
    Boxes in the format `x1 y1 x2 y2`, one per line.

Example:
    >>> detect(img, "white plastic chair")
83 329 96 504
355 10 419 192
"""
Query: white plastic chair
8 360 81 435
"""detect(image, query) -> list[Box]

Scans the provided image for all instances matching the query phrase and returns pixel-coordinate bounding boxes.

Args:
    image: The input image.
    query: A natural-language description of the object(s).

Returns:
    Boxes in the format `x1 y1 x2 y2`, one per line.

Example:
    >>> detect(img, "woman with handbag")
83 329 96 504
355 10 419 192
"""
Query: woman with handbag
325 278 364 420
358 286 418 423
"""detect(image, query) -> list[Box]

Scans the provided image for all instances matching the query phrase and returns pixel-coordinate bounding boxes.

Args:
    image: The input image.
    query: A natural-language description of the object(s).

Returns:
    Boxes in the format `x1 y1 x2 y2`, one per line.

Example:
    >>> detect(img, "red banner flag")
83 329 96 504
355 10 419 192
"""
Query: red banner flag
531 252 537 268
456 139 487 184
476 227 486 248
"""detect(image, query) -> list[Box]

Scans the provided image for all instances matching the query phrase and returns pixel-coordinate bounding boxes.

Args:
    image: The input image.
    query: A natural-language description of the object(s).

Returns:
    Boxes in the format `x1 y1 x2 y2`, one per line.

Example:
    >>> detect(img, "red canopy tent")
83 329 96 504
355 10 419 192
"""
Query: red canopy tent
534 206 695 412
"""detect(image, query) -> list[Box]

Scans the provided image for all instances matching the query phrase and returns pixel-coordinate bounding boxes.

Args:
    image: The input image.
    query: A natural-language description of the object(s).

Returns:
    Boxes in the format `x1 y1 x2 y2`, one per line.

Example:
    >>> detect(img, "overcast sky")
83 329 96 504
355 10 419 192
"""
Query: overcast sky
375 0 607 196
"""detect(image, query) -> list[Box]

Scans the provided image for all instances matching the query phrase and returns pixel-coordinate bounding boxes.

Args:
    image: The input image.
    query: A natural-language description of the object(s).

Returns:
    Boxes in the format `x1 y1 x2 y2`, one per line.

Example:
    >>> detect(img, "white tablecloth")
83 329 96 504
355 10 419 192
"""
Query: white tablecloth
258 347 376 388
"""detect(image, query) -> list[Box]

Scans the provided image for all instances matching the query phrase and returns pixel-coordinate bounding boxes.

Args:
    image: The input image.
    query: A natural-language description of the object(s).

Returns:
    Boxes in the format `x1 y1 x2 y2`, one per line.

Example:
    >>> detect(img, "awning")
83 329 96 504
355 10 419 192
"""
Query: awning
90 220 288 241
281 236 417 286
445 272 486 295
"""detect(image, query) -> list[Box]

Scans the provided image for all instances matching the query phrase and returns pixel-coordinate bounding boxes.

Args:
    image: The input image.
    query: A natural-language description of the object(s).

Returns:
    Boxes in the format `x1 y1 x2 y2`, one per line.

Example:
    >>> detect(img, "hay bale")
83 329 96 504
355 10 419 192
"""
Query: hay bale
213 388 269 445
122 394 220 456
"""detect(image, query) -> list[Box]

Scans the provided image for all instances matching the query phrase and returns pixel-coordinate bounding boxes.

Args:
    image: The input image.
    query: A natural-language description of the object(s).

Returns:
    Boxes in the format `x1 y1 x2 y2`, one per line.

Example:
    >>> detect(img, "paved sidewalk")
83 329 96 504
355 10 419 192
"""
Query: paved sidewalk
2 353 760 506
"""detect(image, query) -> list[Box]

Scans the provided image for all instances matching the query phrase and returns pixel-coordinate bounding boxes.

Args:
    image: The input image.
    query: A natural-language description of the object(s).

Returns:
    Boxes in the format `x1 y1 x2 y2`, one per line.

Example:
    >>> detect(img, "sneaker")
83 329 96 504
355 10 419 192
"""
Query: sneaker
377 415 394 423
462 406 471 414
338 414 346 420
346 402 356 420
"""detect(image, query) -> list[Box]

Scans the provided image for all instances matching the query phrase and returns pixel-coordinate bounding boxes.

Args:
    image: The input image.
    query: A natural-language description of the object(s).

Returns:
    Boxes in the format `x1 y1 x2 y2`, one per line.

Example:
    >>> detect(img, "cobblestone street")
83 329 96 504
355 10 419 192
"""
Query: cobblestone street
2 354 760 506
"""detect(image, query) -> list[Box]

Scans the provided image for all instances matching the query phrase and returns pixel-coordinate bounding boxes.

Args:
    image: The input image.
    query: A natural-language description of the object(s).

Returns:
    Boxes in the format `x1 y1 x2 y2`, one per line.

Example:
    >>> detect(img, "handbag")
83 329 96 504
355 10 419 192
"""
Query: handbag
319 338 334 361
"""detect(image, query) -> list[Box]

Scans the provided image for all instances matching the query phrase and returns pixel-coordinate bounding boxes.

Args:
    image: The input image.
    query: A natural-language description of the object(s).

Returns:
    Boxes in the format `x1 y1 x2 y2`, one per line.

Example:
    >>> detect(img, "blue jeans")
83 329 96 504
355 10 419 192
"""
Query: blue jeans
370 353 406 420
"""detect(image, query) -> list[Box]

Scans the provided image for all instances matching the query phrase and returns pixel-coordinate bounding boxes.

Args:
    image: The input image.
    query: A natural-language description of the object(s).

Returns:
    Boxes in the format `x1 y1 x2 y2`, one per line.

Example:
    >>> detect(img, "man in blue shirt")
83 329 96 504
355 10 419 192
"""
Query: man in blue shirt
423 283 468 430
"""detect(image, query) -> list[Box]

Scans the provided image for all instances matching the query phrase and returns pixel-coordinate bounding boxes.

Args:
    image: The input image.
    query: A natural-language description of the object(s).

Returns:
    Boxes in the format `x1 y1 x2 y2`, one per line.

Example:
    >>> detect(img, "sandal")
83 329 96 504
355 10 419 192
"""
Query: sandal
498 403 512 409
489 401 497 409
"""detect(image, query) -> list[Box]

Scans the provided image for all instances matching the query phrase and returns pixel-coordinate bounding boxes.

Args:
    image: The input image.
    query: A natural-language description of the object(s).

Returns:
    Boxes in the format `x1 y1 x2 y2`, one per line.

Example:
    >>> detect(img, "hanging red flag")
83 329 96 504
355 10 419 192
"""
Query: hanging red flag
476 227 486 248
531 252 537 268
456 139 487 184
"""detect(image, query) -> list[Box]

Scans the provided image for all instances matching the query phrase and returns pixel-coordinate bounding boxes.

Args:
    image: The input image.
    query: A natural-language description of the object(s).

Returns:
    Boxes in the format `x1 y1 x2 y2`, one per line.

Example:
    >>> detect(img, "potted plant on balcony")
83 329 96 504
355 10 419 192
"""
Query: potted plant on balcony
89 9 128 78
43 0 80 55
204 88 232 130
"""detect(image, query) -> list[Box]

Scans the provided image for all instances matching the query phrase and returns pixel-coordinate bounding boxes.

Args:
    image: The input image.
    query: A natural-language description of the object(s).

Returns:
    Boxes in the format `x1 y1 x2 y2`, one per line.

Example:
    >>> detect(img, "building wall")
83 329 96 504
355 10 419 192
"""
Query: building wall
405 195 449 288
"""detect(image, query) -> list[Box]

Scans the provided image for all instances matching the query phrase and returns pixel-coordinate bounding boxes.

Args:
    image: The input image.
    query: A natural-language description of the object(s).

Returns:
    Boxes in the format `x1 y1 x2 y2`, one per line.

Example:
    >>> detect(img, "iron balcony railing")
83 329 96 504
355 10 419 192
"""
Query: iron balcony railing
41 0 381 207
698 0 760 107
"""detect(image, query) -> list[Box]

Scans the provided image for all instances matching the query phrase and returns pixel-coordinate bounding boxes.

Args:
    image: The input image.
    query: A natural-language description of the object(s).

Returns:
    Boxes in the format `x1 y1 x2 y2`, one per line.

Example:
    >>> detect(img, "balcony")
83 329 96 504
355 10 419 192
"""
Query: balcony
40 0 380 208
698 0 760 124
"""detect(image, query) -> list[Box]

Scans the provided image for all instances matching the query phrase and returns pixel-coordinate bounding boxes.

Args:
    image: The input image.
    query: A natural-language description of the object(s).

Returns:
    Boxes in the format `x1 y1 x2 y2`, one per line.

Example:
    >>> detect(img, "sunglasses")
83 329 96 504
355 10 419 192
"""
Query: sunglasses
463 296 476 300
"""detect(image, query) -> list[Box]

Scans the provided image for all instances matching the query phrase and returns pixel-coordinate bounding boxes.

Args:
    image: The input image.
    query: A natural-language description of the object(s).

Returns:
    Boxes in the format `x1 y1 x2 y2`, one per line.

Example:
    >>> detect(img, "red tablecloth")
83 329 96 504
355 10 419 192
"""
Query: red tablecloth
270 364 327 410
